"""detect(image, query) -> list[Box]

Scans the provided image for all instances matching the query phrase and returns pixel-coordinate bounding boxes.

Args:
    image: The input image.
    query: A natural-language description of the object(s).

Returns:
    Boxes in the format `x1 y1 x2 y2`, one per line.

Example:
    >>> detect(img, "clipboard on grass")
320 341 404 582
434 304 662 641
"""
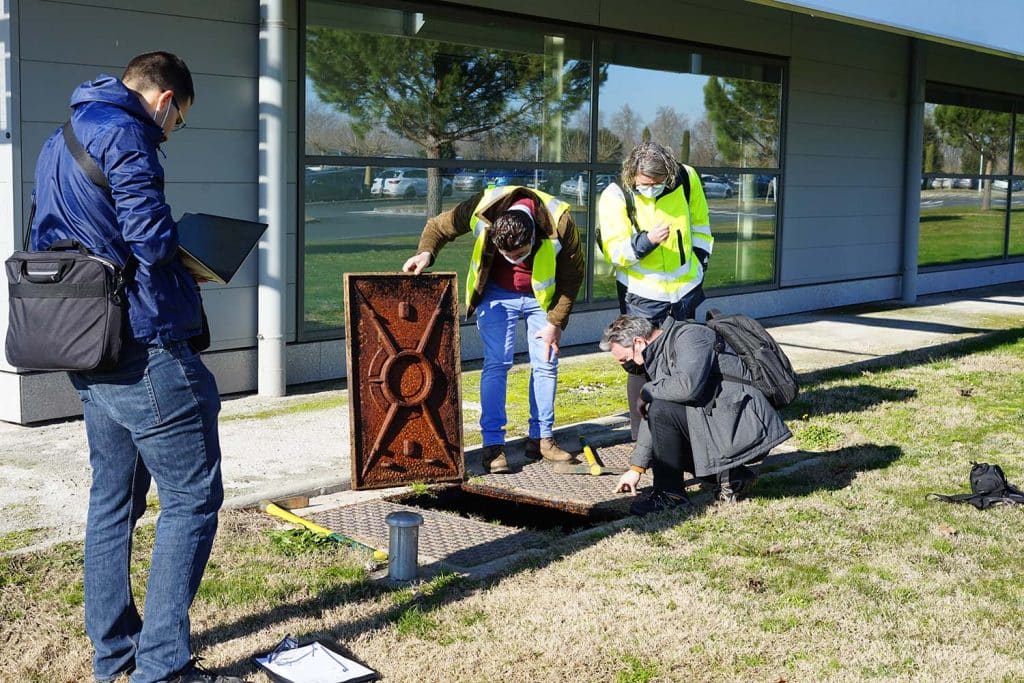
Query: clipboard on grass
176 212 267 285
253 637 380 683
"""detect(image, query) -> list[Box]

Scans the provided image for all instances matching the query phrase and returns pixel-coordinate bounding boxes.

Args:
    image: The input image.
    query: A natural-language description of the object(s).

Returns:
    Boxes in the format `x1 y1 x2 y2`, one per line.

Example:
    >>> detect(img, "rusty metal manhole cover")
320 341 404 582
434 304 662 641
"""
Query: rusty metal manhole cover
312 500 544 570
344 273 463 489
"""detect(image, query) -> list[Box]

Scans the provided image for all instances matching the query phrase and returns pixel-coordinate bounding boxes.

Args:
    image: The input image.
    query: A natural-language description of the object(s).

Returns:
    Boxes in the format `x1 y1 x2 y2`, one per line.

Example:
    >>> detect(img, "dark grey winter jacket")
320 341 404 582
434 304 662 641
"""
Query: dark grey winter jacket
630 317 792 476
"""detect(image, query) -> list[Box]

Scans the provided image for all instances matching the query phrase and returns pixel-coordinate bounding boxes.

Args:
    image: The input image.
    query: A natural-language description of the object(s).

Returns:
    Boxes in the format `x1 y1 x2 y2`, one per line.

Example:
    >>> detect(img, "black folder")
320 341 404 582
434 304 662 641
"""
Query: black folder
176 212 268 285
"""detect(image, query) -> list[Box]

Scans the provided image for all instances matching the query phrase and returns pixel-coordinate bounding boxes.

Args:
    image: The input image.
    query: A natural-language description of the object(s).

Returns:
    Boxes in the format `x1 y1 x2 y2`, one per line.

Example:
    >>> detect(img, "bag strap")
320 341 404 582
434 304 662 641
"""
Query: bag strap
23 121 114 251
61 121 111 192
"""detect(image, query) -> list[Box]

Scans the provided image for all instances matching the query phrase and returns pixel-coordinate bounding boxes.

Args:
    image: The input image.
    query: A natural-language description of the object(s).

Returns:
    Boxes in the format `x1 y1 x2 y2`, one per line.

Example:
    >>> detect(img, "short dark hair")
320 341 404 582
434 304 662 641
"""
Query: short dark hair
491 211 534 252
122 52 195 105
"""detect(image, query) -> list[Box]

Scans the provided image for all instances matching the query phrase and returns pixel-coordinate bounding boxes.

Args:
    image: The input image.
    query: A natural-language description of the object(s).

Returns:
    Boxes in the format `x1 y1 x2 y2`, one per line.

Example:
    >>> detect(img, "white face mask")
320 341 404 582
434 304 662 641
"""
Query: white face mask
502 233 535 265
636 183 665 199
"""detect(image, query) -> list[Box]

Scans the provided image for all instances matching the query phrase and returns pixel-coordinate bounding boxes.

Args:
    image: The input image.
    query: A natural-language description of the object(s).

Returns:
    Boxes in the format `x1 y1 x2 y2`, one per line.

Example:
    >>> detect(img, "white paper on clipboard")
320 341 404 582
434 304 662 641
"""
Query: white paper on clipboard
254 641 378 683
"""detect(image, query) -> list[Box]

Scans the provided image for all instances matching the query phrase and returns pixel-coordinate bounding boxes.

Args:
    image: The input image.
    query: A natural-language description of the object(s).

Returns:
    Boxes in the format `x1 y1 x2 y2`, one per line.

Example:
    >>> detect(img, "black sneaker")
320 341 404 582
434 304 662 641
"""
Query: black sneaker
167 659 249 683
629 488 694 516
715 465 758 504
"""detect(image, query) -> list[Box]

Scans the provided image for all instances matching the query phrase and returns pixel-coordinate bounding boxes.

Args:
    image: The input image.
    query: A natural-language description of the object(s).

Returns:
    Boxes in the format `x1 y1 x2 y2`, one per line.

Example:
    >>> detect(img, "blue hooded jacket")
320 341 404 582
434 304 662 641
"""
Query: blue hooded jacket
30 75 201 345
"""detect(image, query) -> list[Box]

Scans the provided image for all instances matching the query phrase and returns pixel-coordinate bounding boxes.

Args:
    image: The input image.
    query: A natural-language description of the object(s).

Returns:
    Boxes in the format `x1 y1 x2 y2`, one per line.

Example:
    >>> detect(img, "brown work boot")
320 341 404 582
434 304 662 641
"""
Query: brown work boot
524 437 577 463
481 445 510 474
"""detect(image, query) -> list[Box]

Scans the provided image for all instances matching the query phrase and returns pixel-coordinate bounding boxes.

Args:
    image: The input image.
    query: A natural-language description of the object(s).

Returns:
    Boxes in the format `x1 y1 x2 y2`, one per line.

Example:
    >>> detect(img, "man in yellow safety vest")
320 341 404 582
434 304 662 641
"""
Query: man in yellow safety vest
403 184 585 473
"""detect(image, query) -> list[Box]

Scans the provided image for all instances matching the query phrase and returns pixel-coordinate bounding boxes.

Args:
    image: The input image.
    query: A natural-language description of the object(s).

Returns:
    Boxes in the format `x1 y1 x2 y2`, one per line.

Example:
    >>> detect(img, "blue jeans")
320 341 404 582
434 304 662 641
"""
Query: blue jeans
70 341 223 683
476 284 558 446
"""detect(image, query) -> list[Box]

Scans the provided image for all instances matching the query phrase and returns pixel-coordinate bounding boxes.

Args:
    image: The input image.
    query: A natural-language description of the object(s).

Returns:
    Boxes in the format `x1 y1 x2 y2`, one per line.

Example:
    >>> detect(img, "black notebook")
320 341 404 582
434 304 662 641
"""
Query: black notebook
176 212 268 285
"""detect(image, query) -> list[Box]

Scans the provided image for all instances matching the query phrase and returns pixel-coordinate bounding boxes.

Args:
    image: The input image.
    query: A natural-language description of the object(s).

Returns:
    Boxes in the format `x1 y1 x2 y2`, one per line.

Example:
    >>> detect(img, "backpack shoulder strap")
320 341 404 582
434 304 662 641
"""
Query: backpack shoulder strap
623 187 639 234
679 163 691 203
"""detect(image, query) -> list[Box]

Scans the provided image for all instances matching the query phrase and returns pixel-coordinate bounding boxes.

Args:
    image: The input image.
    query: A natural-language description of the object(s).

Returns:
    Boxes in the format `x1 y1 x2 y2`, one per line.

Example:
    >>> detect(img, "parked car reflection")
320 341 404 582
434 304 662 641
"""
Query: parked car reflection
305 168 366 202
559 173 616 202
370 168 453 198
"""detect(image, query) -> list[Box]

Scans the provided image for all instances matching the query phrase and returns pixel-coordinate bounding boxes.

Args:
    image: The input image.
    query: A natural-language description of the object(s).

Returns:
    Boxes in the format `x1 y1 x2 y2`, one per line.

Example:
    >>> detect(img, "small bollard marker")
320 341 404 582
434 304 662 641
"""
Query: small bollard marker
385 510 424 581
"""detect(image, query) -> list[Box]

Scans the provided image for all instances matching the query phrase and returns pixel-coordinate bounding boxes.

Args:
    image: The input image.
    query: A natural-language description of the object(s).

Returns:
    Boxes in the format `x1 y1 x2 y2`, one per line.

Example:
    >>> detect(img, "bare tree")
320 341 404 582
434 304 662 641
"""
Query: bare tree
648 106 689 153
610 103 642 153
690 117 719 166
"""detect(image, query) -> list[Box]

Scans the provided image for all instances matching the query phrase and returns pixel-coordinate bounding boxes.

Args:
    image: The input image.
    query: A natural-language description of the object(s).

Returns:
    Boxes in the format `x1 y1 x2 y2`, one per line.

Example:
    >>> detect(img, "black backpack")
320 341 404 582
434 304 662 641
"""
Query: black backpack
929 462 1024 509
704 308 799 409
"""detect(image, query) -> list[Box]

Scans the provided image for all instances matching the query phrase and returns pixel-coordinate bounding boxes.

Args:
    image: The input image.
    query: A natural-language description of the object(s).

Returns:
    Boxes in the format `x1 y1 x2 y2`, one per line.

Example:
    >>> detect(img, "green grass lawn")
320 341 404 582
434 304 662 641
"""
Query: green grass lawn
6 325 1024 681
304 202 777 330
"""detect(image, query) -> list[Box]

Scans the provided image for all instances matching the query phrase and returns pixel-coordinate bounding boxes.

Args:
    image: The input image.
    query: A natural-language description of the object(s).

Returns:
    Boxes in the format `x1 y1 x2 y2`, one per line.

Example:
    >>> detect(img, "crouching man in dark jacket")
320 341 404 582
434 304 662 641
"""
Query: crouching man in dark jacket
599 314 791 516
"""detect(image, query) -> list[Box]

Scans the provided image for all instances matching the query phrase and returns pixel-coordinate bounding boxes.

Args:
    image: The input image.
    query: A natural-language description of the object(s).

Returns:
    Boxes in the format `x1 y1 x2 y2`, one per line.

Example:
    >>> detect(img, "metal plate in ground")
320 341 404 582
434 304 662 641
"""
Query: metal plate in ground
344 273 463 490
312 500 544 570
463 442 636 518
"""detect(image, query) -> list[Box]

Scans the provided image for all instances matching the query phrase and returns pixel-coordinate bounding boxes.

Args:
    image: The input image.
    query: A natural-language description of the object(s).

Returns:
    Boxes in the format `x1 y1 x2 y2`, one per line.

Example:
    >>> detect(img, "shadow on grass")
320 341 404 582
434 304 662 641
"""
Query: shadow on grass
754 444 902 499
800 326 1024 386
784 385 917 420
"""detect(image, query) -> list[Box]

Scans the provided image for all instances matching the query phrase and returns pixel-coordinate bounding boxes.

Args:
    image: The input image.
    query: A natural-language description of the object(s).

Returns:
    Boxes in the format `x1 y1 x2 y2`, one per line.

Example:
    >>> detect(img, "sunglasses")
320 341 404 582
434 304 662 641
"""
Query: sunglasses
171 96 186 132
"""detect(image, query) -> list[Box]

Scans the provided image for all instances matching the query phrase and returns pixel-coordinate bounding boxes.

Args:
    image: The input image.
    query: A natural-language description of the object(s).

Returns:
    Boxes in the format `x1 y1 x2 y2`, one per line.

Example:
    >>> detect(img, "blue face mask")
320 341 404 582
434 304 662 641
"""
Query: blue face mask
636 183 665 199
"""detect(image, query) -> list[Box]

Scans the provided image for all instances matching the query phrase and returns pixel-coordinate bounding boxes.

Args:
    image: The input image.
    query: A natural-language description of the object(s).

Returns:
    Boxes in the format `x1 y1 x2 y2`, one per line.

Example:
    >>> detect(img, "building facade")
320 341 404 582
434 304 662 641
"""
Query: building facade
2 0 1023 423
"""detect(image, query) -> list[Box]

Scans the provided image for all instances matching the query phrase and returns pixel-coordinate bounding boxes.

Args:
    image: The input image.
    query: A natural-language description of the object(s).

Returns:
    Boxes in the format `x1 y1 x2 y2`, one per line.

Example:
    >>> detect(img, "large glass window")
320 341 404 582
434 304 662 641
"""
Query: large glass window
591 40 783 298
921 87 1023 267
302 1 786 336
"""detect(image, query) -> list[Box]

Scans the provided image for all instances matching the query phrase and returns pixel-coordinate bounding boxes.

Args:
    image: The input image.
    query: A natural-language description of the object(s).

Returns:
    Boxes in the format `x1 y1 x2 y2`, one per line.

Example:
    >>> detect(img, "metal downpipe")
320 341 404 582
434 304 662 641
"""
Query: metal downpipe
258 0 287 396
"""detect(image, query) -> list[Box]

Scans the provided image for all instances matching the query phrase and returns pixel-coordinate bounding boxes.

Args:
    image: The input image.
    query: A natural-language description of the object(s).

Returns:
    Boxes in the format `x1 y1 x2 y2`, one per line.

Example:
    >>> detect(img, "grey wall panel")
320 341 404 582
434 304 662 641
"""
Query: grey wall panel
926 44 1024 97
787 89 905 130
785 122 903 160
783 215 900 249
599 0 792 54
786 153 903 188
783 186 903 218
790 59 904 103
782 243 901 285
201 286 257 350
46 0 258 24
164 182 258 221
21 0 256 77
790 15 905 73
443 0 601 25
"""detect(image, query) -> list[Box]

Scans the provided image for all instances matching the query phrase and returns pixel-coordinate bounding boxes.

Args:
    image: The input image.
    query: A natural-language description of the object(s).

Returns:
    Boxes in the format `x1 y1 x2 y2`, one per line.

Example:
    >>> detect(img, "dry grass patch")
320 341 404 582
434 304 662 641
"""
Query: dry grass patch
6 331 1024 680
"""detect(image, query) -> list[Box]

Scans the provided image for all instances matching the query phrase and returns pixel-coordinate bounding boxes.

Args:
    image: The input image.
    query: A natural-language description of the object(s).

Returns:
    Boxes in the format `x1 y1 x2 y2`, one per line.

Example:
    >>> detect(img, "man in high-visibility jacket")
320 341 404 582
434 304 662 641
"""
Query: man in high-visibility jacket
403 185 585 473
598 141 715 442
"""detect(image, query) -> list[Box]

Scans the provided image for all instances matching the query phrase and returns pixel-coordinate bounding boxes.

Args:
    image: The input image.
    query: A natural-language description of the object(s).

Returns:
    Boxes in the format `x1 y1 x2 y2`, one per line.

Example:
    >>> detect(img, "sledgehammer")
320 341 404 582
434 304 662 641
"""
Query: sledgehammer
259 499 388 562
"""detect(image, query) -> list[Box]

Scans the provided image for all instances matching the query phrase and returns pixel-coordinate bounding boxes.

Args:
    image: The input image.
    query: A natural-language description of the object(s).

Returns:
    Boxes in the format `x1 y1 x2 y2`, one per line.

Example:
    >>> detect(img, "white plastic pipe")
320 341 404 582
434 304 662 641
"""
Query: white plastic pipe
901 39 924 304
258 0 287 396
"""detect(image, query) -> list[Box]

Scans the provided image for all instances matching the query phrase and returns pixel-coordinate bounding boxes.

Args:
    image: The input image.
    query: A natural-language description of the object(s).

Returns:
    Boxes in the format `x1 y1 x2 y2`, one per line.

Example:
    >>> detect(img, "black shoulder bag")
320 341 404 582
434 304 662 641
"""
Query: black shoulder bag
4 122 136 371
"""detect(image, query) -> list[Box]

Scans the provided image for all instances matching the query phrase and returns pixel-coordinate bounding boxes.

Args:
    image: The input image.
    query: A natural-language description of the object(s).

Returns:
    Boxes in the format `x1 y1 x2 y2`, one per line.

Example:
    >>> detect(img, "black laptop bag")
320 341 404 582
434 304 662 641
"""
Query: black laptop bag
5 122 134 371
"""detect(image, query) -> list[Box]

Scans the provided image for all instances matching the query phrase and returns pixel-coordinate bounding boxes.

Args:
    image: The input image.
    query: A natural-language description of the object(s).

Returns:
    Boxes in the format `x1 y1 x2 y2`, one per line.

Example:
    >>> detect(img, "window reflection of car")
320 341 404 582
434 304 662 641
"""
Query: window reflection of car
370 168 453 198
993 178 1024 191
699 174 734 199
558 173 615 202
487 169 552 191
305 169 365 202
453 170 485 191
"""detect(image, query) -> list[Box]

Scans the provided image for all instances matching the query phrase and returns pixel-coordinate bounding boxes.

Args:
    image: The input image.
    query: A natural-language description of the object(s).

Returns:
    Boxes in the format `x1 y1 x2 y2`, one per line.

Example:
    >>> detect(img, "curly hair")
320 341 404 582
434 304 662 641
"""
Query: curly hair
491 211 535 252
620 141 679 192
599 315 655 351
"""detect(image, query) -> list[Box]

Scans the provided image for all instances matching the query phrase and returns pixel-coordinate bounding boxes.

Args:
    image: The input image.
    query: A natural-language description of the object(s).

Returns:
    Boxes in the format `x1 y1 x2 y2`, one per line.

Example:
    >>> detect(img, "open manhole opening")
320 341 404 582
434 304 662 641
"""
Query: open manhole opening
388 484 625 533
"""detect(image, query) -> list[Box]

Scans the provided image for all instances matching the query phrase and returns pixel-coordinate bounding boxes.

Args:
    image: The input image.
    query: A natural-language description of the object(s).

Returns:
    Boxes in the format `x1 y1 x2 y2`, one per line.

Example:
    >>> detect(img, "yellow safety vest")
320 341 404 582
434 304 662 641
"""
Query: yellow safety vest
465 186 570 313
597 165 713 303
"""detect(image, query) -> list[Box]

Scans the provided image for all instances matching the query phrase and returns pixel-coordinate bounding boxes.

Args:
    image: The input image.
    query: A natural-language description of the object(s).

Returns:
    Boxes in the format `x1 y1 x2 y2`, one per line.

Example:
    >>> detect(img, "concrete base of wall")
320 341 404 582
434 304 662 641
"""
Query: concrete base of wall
3 265 1018 424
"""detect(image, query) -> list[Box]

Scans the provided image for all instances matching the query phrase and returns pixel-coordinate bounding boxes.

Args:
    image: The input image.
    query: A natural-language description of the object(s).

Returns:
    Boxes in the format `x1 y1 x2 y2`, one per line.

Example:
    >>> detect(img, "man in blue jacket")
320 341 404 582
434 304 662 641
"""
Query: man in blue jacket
30 53 241 683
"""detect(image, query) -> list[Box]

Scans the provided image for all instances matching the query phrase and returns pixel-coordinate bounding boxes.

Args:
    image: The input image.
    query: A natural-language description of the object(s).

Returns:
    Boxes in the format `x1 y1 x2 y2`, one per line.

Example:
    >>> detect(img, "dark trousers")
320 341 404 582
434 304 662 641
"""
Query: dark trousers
646 399 695 495
619 281 706 440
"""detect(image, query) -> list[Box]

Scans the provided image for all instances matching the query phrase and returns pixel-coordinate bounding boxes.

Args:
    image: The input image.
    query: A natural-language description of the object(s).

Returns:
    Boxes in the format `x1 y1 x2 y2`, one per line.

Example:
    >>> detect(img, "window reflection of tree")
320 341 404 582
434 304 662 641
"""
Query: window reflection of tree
306 28 600 216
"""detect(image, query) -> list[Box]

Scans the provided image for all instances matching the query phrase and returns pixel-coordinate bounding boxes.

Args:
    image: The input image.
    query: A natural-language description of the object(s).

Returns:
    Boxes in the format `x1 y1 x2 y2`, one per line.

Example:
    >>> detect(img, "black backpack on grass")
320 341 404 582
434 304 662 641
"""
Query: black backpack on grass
929 462 1024 509
704 308 798 409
